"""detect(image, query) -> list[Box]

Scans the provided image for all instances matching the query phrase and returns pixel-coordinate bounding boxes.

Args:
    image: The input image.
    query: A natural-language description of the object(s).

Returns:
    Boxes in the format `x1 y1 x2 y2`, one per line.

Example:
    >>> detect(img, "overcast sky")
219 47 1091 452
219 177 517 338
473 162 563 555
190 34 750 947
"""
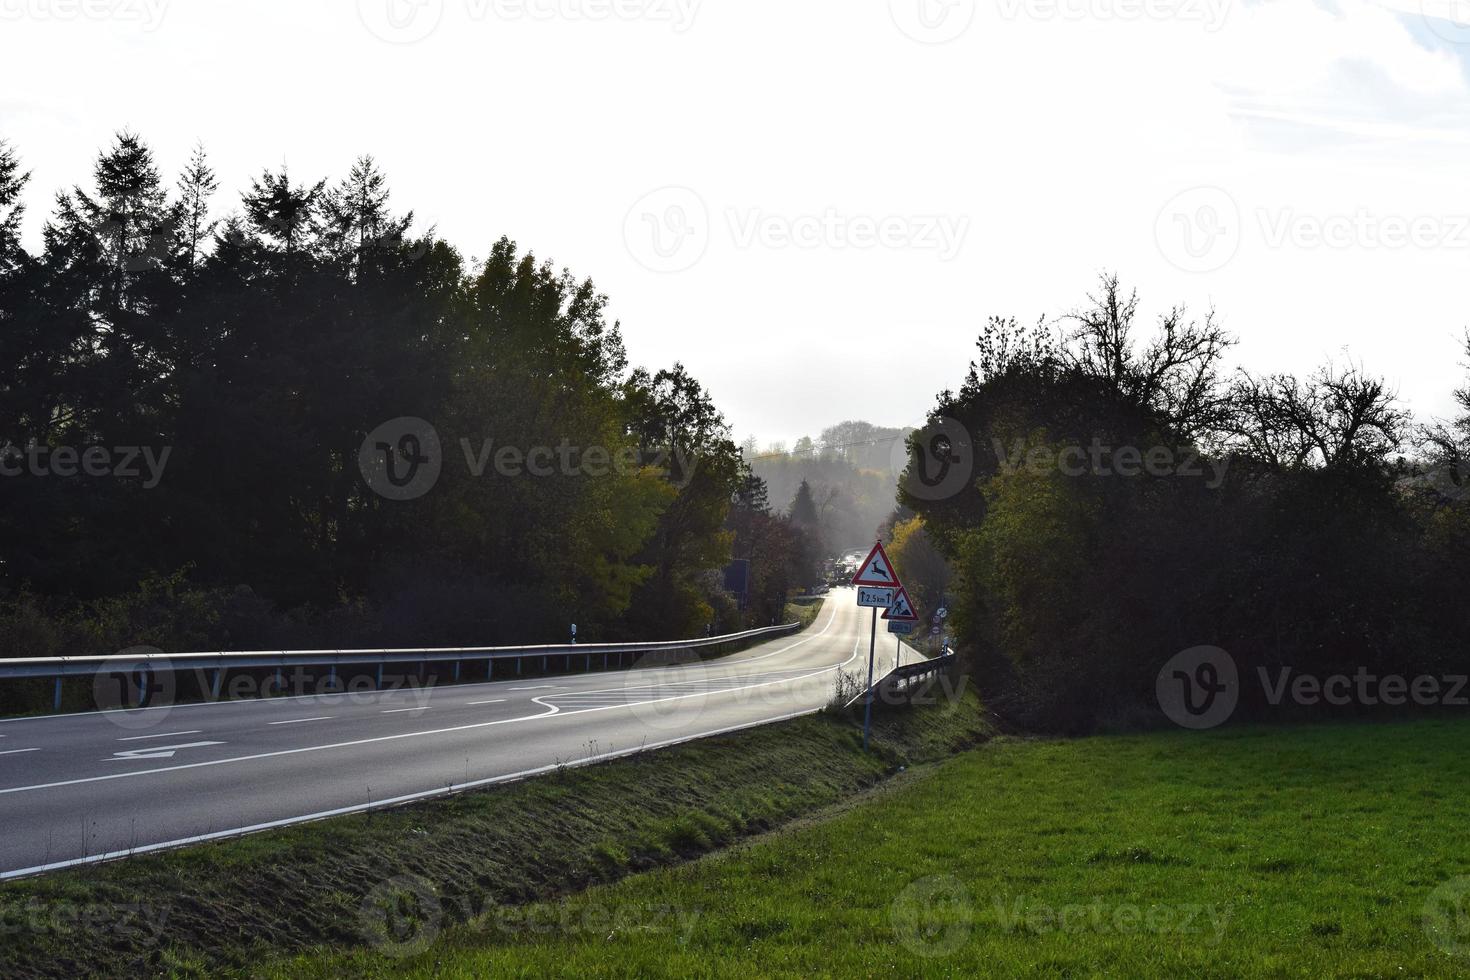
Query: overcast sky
4 0 1469 448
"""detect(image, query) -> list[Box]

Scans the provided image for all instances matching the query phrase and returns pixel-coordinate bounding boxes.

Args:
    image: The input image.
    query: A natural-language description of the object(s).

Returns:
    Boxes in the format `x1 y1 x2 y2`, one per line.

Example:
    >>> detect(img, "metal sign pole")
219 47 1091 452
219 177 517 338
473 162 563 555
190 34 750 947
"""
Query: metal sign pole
862 605 877 751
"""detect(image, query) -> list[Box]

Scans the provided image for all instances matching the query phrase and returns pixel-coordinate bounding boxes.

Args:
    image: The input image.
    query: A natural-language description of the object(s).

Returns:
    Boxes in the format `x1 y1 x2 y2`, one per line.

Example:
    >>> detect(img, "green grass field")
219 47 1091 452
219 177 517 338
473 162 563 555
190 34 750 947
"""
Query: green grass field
278 718 1470 978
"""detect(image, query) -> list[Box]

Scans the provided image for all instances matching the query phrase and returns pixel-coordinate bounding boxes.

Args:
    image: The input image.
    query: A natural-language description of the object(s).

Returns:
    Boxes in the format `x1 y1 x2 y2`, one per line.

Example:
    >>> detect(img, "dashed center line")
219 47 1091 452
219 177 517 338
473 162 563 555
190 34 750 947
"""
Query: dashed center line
0 748 39 757
508 685 560 691
117 730 203 742
466 699 507 705
381 707 429 714
268 717 334 726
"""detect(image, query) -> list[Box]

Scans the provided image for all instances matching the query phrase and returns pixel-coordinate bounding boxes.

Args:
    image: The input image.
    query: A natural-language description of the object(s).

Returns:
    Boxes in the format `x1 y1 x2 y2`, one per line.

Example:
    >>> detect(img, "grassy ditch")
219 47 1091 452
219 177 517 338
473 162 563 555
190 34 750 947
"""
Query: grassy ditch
282 717 1470 978
0 679 990 978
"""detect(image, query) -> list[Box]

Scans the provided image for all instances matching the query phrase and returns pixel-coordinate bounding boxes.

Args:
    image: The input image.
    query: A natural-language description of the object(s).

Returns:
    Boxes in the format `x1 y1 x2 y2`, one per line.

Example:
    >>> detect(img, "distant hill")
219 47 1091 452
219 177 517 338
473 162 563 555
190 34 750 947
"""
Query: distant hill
745 421 912 554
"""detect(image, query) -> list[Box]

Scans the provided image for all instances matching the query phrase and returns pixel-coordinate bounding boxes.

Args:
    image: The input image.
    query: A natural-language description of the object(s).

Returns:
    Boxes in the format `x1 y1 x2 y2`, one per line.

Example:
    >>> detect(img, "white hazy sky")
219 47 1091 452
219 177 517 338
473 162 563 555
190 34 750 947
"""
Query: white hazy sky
3 0 1469 447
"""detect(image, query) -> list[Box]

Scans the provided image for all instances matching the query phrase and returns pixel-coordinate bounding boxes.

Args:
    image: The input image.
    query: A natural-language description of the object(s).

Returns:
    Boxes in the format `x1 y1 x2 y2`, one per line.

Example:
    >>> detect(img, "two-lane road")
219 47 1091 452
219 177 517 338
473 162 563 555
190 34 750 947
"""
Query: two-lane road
0 590 914 878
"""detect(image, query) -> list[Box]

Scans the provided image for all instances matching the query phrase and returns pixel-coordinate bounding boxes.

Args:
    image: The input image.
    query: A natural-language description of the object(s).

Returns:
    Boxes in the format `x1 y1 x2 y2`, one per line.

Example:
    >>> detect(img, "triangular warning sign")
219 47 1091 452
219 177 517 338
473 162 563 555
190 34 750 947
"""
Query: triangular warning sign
851 541 898 588
882 586 919 622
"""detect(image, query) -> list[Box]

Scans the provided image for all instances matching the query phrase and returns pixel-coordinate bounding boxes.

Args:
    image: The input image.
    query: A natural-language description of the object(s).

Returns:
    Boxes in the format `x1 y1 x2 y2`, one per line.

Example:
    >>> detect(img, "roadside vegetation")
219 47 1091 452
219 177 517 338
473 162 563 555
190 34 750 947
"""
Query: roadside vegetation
0 686 989 978
278 717 1470 978
893 276 1470 732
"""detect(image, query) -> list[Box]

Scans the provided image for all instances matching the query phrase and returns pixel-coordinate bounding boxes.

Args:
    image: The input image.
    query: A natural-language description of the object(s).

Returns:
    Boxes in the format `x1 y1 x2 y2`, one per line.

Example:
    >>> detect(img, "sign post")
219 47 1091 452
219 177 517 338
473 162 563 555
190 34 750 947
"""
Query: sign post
882 585 920 670
852 541 899 751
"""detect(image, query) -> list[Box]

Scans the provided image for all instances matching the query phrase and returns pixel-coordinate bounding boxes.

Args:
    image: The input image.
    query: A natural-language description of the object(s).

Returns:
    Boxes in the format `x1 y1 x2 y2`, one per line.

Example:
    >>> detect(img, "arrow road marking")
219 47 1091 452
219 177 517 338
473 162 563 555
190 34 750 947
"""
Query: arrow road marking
107 741 224 762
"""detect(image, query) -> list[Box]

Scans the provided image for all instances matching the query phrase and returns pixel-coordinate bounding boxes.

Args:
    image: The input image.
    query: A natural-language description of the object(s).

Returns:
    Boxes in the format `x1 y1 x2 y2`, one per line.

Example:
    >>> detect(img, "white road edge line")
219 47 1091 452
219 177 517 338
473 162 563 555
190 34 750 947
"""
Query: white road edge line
466 699 507 705
380 707 428 714
267 717 334 726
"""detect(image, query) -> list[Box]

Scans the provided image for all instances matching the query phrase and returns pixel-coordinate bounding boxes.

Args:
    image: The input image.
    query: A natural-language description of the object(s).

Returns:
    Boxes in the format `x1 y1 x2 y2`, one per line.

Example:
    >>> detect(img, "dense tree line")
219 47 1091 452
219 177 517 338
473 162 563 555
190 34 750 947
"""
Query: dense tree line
900 275 1470 732
0 134 815 657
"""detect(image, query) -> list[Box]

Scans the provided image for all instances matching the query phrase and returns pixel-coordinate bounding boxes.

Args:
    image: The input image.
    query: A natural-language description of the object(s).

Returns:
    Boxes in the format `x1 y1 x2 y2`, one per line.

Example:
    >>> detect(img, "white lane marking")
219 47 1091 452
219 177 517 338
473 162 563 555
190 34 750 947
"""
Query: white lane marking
507 685 560 691
107 741 225 761
466 699 507 705
0 603 857 796
0 748 40 757
381 707 429 714
117 730 203 742
0 707 821 881
268 717 334 726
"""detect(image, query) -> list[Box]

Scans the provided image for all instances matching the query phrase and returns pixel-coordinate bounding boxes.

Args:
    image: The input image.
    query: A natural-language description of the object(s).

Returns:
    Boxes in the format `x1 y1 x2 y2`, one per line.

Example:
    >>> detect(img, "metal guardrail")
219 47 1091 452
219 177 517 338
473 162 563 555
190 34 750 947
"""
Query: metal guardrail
848 652 958 709
0 621 804 713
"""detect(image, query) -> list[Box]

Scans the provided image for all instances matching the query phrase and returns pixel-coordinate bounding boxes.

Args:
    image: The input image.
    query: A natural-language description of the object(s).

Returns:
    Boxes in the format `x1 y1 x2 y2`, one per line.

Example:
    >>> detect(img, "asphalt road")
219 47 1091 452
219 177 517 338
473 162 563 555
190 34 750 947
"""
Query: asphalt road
0 590 920 878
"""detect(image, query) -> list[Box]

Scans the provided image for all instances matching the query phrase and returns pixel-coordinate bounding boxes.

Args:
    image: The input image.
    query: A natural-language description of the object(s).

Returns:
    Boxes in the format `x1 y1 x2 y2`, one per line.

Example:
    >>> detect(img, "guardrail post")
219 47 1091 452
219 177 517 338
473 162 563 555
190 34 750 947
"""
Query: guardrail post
328 664 336 690
210 668 222 701
584 653 590 672
453 660 461 682
53 676 62 712
486 658 492 680
274 666 283 696
516 657 522 676
603 653 608 670
542 655 548 673
376 662 384 689
136 669 148 708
